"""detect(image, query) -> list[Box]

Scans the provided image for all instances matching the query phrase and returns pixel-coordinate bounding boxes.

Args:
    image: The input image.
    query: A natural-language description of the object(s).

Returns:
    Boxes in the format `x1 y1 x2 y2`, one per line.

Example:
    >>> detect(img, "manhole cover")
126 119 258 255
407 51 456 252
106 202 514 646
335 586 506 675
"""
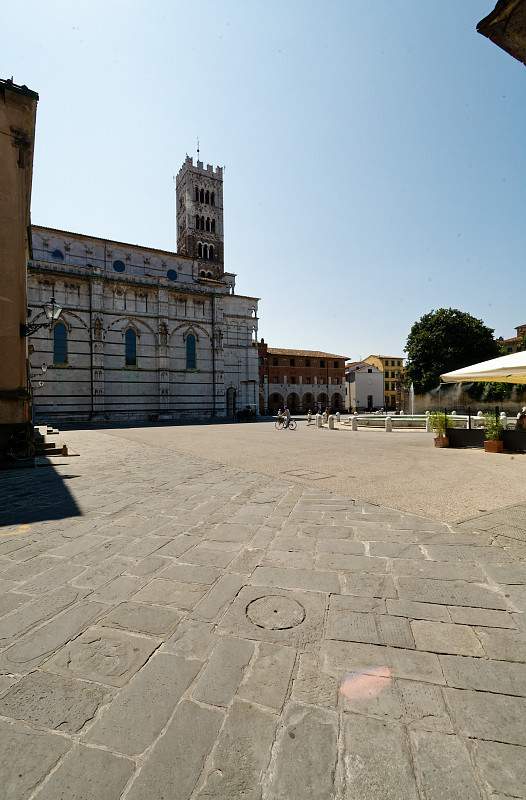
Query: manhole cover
246 595 306 630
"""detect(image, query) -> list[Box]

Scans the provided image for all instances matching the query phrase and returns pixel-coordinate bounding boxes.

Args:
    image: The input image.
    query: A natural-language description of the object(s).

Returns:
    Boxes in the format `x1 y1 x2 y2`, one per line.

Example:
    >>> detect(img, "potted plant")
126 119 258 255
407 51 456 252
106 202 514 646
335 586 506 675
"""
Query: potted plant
483 413 504 453
429 411 449 448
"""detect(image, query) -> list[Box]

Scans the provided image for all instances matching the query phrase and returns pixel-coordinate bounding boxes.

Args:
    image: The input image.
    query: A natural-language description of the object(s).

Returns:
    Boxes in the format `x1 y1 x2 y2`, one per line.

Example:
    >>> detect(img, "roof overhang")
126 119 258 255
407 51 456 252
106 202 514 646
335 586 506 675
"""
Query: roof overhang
477 0 526 66
441 350 526 384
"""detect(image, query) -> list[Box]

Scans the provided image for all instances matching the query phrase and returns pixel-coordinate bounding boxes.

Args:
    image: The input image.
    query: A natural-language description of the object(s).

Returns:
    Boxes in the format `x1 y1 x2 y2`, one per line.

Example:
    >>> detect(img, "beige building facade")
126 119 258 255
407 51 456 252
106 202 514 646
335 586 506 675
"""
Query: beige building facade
364 354 405 410
0 78 38 460
498 323 526 355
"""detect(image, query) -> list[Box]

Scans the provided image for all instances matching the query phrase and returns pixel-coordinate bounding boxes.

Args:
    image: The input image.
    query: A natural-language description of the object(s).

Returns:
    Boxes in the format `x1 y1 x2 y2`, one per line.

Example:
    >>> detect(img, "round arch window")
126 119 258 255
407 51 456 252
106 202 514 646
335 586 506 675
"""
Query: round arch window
51 249 64 261
113 260 126 273
167 269 178 281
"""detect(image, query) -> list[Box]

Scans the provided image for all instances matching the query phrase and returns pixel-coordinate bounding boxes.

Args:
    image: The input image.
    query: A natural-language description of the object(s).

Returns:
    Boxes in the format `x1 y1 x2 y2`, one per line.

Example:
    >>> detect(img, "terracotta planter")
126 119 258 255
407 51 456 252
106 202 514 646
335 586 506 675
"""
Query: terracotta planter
434 436 449 448
484 439 504 453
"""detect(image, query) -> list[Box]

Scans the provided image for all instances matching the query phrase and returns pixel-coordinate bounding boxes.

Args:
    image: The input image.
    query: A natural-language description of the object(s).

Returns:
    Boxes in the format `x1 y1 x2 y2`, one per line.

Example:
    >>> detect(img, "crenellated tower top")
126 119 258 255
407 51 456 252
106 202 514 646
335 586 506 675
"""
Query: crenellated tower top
176 156 224 276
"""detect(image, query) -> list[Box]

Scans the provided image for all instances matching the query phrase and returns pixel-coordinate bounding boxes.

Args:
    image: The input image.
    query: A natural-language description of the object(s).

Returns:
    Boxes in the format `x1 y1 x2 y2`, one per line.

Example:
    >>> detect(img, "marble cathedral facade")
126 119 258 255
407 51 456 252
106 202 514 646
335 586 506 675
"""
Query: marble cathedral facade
27 157 259 423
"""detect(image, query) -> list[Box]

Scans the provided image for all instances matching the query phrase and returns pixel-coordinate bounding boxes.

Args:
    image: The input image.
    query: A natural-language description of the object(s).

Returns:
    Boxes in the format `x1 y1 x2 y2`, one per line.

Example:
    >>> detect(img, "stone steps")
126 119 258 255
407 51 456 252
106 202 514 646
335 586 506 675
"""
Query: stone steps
33 424 76 457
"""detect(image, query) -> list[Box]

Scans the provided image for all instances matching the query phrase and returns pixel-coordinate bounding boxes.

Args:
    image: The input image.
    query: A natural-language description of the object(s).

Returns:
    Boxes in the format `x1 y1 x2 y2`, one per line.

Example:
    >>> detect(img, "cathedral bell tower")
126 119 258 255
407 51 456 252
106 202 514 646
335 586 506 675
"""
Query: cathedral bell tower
176 156 224 277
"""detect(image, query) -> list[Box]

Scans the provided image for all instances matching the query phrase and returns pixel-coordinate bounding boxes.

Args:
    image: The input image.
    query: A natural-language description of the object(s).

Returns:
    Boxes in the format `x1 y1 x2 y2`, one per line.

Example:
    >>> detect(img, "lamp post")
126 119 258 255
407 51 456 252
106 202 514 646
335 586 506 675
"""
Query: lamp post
20 296 62 337
21 297 63 431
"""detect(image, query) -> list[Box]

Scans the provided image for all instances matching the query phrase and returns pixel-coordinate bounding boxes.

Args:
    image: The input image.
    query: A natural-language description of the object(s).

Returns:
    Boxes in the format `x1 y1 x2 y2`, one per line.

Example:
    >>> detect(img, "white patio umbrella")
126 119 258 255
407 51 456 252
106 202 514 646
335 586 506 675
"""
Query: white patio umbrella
441 351 526 385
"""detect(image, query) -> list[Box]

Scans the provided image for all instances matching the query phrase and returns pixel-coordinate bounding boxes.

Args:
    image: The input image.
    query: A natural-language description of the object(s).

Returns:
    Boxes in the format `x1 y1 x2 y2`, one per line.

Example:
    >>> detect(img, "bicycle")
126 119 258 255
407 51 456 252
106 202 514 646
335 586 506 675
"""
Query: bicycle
274 417 297 430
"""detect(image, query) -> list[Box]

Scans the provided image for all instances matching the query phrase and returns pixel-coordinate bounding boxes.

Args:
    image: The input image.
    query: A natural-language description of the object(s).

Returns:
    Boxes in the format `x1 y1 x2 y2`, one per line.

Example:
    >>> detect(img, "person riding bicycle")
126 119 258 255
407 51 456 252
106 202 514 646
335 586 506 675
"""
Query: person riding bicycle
283 406 291 428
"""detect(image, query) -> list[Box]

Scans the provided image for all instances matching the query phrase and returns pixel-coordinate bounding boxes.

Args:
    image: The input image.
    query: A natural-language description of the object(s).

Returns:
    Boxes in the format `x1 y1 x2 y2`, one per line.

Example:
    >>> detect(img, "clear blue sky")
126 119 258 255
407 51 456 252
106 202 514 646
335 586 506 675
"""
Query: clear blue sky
3 1 525 358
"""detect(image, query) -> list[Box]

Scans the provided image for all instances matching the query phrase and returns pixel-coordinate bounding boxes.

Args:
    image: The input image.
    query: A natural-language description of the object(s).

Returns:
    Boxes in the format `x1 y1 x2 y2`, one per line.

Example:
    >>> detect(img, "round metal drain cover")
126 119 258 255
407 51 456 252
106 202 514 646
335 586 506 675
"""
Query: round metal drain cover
246 595 306 630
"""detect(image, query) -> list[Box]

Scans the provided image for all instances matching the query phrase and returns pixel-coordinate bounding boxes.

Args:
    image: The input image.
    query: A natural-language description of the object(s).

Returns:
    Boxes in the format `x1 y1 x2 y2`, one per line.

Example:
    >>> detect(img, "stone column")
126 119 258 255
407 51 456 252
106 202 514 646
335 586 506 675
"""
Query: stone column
157 288 170 415
214 299 226 416
91 277 105 417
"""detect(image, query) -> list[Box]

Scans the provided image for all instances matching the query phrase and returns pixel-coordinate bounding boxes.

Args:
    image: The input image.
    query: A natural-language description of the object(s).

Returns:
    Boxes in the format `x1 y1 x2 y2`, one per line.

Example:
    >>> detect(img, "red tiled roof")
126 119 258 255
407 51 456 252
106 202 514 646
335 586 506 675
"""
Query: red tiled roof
266 347 348 359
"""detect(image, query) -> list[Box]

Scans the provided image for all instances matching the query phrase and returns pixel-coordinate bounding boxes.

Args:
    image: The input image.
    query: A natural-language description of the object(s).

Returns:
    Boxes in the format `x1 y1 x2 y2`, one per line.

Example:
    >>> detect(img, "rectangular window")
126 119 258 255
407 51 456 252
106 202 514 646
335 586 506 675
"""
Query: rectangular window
290 358 295 367
186 334 197 369
333 361 339 368
290 376 296 384
53 323 68 365
272 358 278 366
305 358 311 367
320 359 325 367
125 329 137 367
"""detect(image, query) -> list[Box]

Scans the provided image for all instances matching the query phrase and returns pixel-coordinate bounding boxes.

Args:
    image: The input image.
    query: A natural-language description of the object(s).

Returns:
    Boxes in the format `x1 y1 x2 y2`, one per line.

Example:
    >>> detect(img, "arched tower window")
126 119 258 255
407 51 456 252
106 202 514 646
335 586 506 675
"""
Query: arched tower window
211 219 216 233
211 192 215 206
205 218 210 232
125 328 137 366
209 245 214 260
205 190 210 204
186 333 197 369
195 214 200 229
199 188 204 203
203 244 209 260
53 322 68 365
197 243 203 258
195 186 199 202
200 216 205 230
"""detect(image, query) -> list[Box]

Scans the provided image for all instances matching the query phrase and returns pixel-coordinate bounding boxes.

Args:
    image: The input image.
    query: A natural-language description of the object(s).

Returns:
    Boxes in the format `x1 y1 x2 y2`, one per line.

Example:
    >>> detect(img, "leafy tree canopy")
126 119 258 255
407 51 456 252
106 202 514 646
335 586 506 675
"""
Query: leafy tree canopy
404 308 500 394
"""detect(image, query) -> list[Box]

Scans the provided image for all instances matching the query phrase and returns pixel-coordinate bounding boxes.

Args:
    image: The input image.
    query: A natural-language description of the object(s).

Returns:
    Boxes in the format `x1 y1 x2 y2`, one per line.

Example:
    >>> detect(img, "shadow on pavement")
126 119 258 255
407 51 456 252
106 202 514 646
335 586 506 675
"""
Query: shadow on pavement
0 458 81 526
55 417 276 432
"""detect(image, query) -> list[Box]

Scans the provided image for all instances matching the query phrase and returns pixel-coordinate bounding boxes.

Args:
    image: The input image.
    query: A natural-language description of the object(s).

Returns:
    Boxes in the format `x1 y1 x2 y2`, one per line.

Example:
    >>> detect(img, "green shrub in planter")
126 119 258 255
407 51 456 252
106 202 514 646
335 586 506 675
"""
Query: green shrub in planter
483 413 503 441
429 411 449 437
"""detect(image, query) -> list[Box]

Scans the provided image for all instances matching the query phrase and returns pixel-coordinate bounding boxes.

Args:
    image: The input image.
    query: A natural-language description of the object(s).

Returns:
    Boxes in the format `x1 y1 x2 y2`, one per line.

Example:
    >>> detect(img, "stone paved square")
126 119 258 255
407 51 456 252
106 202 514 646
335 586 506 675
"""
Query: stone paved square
0 423 525 799
42 626 158 687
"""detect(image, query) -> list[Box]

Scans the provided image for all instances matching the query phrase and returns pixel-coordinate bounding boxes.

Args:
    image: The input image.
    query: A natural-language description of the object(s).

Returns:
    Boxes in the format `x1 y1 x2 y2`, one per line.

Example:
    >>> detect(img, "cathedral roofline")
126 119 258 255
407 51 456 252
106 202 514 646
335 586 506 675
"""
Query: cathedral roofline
31 224 194 262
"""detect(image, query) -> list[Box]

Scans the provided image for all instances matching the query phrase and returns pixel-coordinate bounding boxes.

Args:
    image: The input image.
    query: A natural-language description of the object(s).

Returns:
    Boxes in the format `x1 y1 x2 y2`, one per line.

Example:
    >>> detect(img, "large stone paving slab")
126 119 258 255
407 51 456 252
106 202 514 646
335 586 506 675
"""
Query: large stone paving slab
125 700 223 800
1 427 526 799
264 702 338 800
0 601 107 674
0 718 70 800
42 626 158 687
85 652 200 755
33 743 134 800
195 699 276 799
0 671 112 733
410 730 482 800
341 714 419 799
218 584 326 648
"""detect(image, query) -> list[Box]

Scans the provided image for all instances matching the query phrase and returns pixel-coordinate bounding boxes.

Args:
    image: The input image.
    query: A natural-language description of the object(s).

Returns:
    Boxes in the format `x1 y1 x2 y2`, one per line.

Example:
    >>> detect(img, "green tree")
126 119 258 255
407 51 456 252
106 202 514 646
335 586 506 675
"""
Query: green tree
405 308 500 394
